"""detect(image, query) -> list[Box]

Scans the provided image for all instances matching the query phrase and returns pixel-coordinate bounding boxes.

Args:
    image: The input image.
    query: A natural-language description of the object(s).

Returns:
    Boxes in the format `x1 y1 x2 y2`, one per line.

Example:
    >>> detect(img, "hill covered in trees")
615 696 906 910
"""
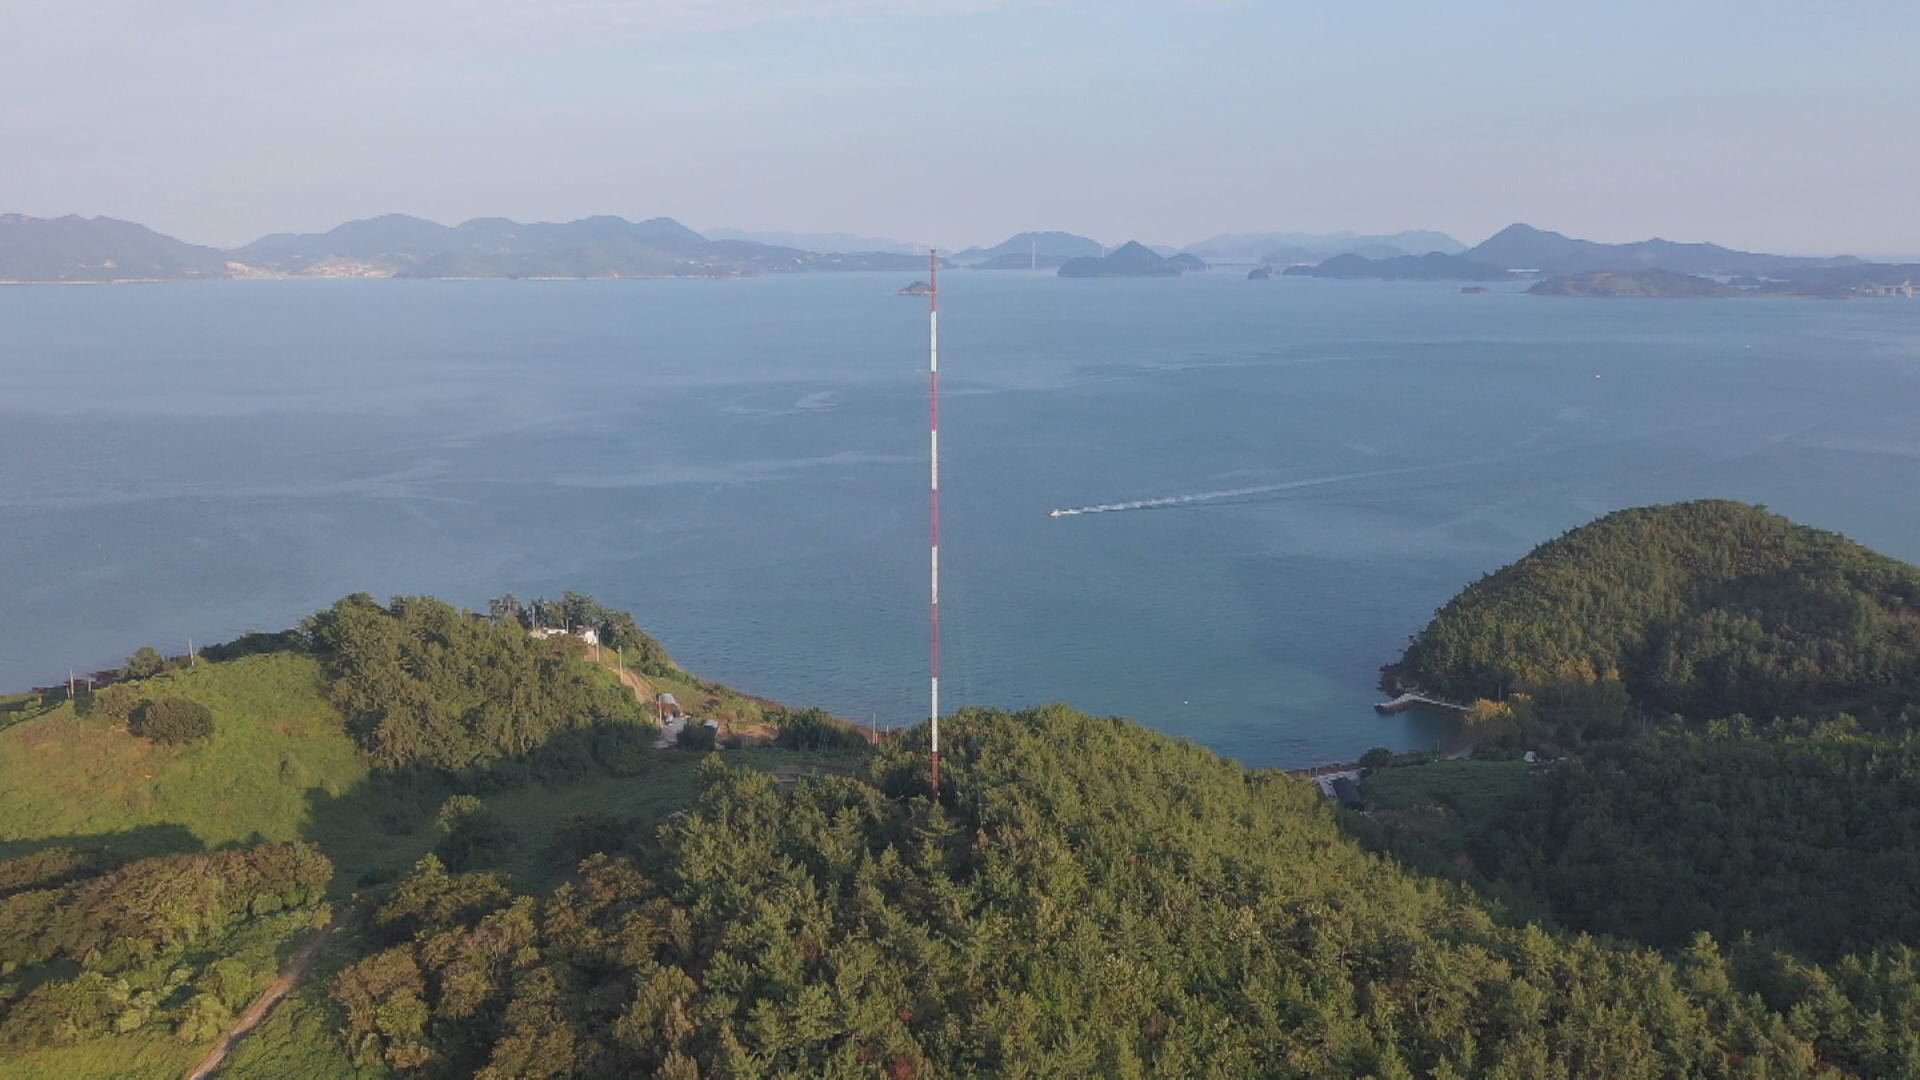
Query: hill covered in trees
1387 500 1920 724
1358 502 1920 1002
1527 269 1742 297
15 571 1920 1073
329 705 1920 1077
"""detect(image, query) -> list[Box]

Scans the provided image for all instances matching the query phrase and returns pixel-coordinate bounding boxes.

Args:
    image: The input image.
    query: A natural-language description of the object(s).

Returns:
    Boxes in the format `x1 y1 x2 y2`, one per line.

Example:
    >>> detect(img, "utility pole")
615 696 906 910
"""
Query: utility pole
929 248 941 798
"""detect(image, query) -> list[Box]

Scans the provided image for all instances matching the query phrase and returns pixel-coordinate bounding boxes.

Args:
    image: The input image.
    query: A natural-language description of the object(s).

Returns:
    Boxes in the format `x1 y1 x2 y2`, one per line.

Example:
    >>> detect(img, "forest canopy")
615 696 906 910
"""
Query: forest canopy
329 706 1920 1078
1388 500 1920 723
302 593 648 771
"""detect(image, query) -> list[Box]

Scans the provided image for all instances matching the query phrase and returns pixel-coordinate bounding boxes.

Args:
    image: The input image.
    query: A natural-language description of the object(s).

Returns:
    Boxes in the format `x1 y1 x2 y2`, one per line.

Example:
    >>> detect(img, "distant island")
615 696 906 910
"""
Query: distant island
0 212 935 283
1179 229 1467 264
5 212 1915 295
953 230 1103 269
1526 269 1740 297
1282 251 1511 282
0 213 237 283
896 280 933 296
1271 222 1920 298
1057 241 1198 278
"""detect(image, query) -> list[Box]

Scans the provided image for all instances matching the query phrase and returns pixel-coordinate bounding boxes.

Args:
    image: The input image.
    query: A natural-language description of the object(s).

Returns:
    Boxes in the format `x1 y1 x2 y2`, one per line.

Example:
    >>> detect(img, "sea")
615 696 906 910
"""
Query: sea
3 271 1919 768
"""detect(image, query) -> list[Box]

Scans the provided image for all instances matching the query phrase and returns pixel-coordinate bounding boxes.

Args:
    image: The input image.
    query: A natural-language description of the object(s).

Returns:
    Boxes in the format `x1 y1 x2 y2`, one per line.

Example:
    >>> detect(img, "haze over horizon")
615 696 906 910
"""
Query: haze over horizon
4 1 1918 256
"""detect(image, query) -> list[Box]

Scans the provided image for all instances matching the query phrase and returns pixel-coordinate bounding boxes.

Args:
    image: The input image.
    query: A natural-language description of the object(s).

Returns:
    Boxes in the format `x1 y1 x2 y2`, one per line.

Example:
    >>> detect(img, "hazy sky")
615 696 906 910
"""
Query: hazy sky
4 0 1917 253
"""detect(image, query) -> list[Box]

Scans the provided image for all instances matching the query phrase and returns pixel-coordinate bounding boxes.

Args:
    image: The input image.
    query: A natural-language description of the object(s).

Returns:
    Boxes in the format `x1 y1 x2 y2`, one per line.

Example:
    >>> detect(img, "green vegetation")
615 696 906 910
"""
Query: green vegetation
1360 499 1920 1052
304 593 650 771
1526 269 1742 297
130 697 213 744
1372 726 1920 962
123 647 165 681
0 651 365 855
0 843 331 1061
18 552 1920 1074
1389 500 1920 729
0 591 874 1074
328 705 1920 1076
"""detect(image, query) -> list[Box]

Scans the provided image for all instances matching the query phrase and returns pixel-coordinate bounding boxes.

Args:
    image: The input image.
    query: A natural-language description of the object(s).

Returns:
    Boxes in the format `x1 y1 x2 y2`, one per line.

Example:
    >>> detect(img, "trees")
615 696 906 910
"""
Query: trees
302 593 643 770
0 843 332 1053
123 646 164 680
326 705 1920 1076
130 697 213 743
1390 501 1920 731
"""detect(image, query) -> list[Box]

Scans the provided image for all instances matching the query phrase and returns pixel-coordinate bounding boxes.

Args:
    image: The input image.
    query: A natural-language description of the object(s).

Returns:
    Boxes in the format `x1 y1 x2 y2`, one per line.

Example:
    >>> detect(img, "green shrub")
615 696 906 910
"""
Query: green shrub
771 707 868 751
434 795 485 834
123 647 165 681
676 723 716 752
434 812 518 873
131 698 214 744
1359 746 1395 770
175 992 231 1044
92 682 145 724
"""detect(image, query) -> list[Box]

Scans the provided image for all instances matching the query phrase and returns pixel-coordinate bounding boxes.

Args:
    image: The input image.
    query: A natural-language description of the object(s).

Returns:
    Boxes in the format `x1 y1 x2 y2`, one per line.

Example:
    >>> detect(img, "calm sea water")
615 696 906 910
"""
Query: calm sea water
3 272 1919 767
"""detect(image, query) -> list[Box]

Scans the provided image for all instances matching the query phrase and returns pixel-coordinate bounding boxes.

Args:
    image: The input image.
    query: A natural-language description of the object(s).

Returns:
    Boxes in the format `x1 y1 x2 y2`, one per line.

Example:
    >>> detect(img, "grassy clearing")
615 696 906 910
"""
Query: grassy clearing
1350 759 1551 922
0 652 365 858
1362 758 1534 823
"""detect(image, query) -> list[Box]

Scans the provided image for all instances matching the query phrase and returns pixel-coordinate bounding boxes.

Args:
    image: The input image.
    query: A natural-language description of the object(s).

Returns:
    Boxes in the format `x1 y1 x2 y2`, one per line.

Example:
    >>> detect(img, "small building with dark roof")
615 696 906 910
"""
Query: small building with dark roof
1329 776 1365 811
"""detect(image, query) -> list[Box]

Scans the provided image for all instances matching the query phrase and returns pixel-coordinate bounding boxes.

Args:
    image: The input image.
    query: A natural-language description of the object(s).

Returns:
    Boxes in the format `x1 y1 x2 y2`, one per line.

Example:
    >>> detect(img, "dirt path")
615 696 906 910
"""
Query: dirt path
187 909 352 1080
611 664 656 703
592 653 656 704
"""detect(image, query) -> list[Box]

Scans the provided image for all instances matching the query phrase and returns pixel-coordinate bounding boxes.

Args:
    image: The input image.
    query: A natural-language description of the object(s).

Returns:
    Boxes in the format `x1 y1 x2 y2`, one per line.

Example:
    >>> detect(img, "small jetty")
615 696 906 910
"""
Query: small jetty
1374 691 1468 715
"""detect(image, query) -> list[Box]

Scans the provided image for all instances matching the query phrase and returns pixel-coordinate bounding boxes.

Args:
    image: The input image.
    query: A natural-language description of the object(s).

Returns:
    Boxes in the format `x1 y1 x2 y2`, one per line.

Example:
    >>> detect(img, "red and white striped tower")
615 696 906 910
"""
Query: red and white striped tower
929 249 941 797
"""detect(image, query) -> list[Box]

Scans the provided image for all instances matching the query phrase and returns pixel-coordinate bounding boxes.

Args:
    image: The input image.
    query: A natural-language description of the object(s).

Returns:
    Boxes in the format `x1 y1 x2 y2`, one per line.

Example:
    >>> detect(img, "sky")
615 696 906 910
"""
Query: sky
3 0 1918 254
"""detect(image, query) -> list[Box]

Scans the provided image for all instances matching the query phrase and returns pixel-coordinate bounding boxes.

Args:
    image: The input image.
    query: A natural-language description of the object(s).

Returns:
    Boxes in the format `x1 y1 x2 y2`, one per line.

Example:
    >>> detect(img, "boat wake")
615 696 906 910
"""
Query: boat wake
1048 465 1436 518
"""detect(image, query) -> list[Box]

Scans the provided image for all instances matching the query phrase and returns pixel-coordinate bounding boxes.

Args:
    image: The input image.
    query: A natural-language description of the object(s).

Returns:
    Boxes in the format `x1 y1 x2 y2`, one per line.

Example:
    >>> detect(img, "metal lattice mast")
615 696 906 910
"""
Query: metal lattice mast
929 250 941 797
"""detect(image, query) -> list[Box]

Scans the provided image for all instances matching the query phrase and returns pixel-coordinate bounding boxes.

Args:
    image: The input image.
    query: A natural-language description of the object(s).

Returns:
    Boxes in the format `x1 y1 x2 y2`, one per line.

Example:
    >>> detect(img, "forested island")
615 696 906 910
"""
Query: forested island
1526 269 1741 297
8 507 1920 1074
1356 500 1920 1064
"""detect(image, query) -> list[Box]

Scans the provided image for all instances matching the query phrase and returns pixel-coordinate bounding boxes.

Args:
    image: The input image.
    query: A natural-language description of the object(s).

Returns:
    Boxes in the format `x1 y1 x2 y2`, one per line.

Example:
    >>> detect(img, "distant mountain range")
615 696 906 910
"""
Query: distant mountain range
1289 223 1869 284
0 214 235 282
234 214 933 277
953 231 1107 268
4 214 1911 294
1468 224 1860 277
1058 241 1204 278
0 213 931 281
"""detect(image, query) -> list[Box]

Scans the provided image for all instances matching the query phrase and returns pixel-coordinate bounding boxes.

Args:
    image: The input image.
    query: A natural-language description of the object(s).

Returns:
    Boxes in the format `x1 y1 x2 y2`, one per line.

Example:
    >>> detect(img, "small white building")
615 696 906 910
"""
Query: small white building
575 625 600 646
656 692 681 719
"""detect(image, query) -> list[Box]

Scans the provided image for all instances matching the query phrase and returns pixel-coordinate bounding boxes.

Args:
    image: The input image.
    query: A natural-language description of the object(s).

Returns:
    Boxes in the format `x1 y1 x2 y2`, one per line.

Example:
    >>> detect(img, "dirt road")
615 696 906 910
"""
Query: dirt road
187 909 352 1080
